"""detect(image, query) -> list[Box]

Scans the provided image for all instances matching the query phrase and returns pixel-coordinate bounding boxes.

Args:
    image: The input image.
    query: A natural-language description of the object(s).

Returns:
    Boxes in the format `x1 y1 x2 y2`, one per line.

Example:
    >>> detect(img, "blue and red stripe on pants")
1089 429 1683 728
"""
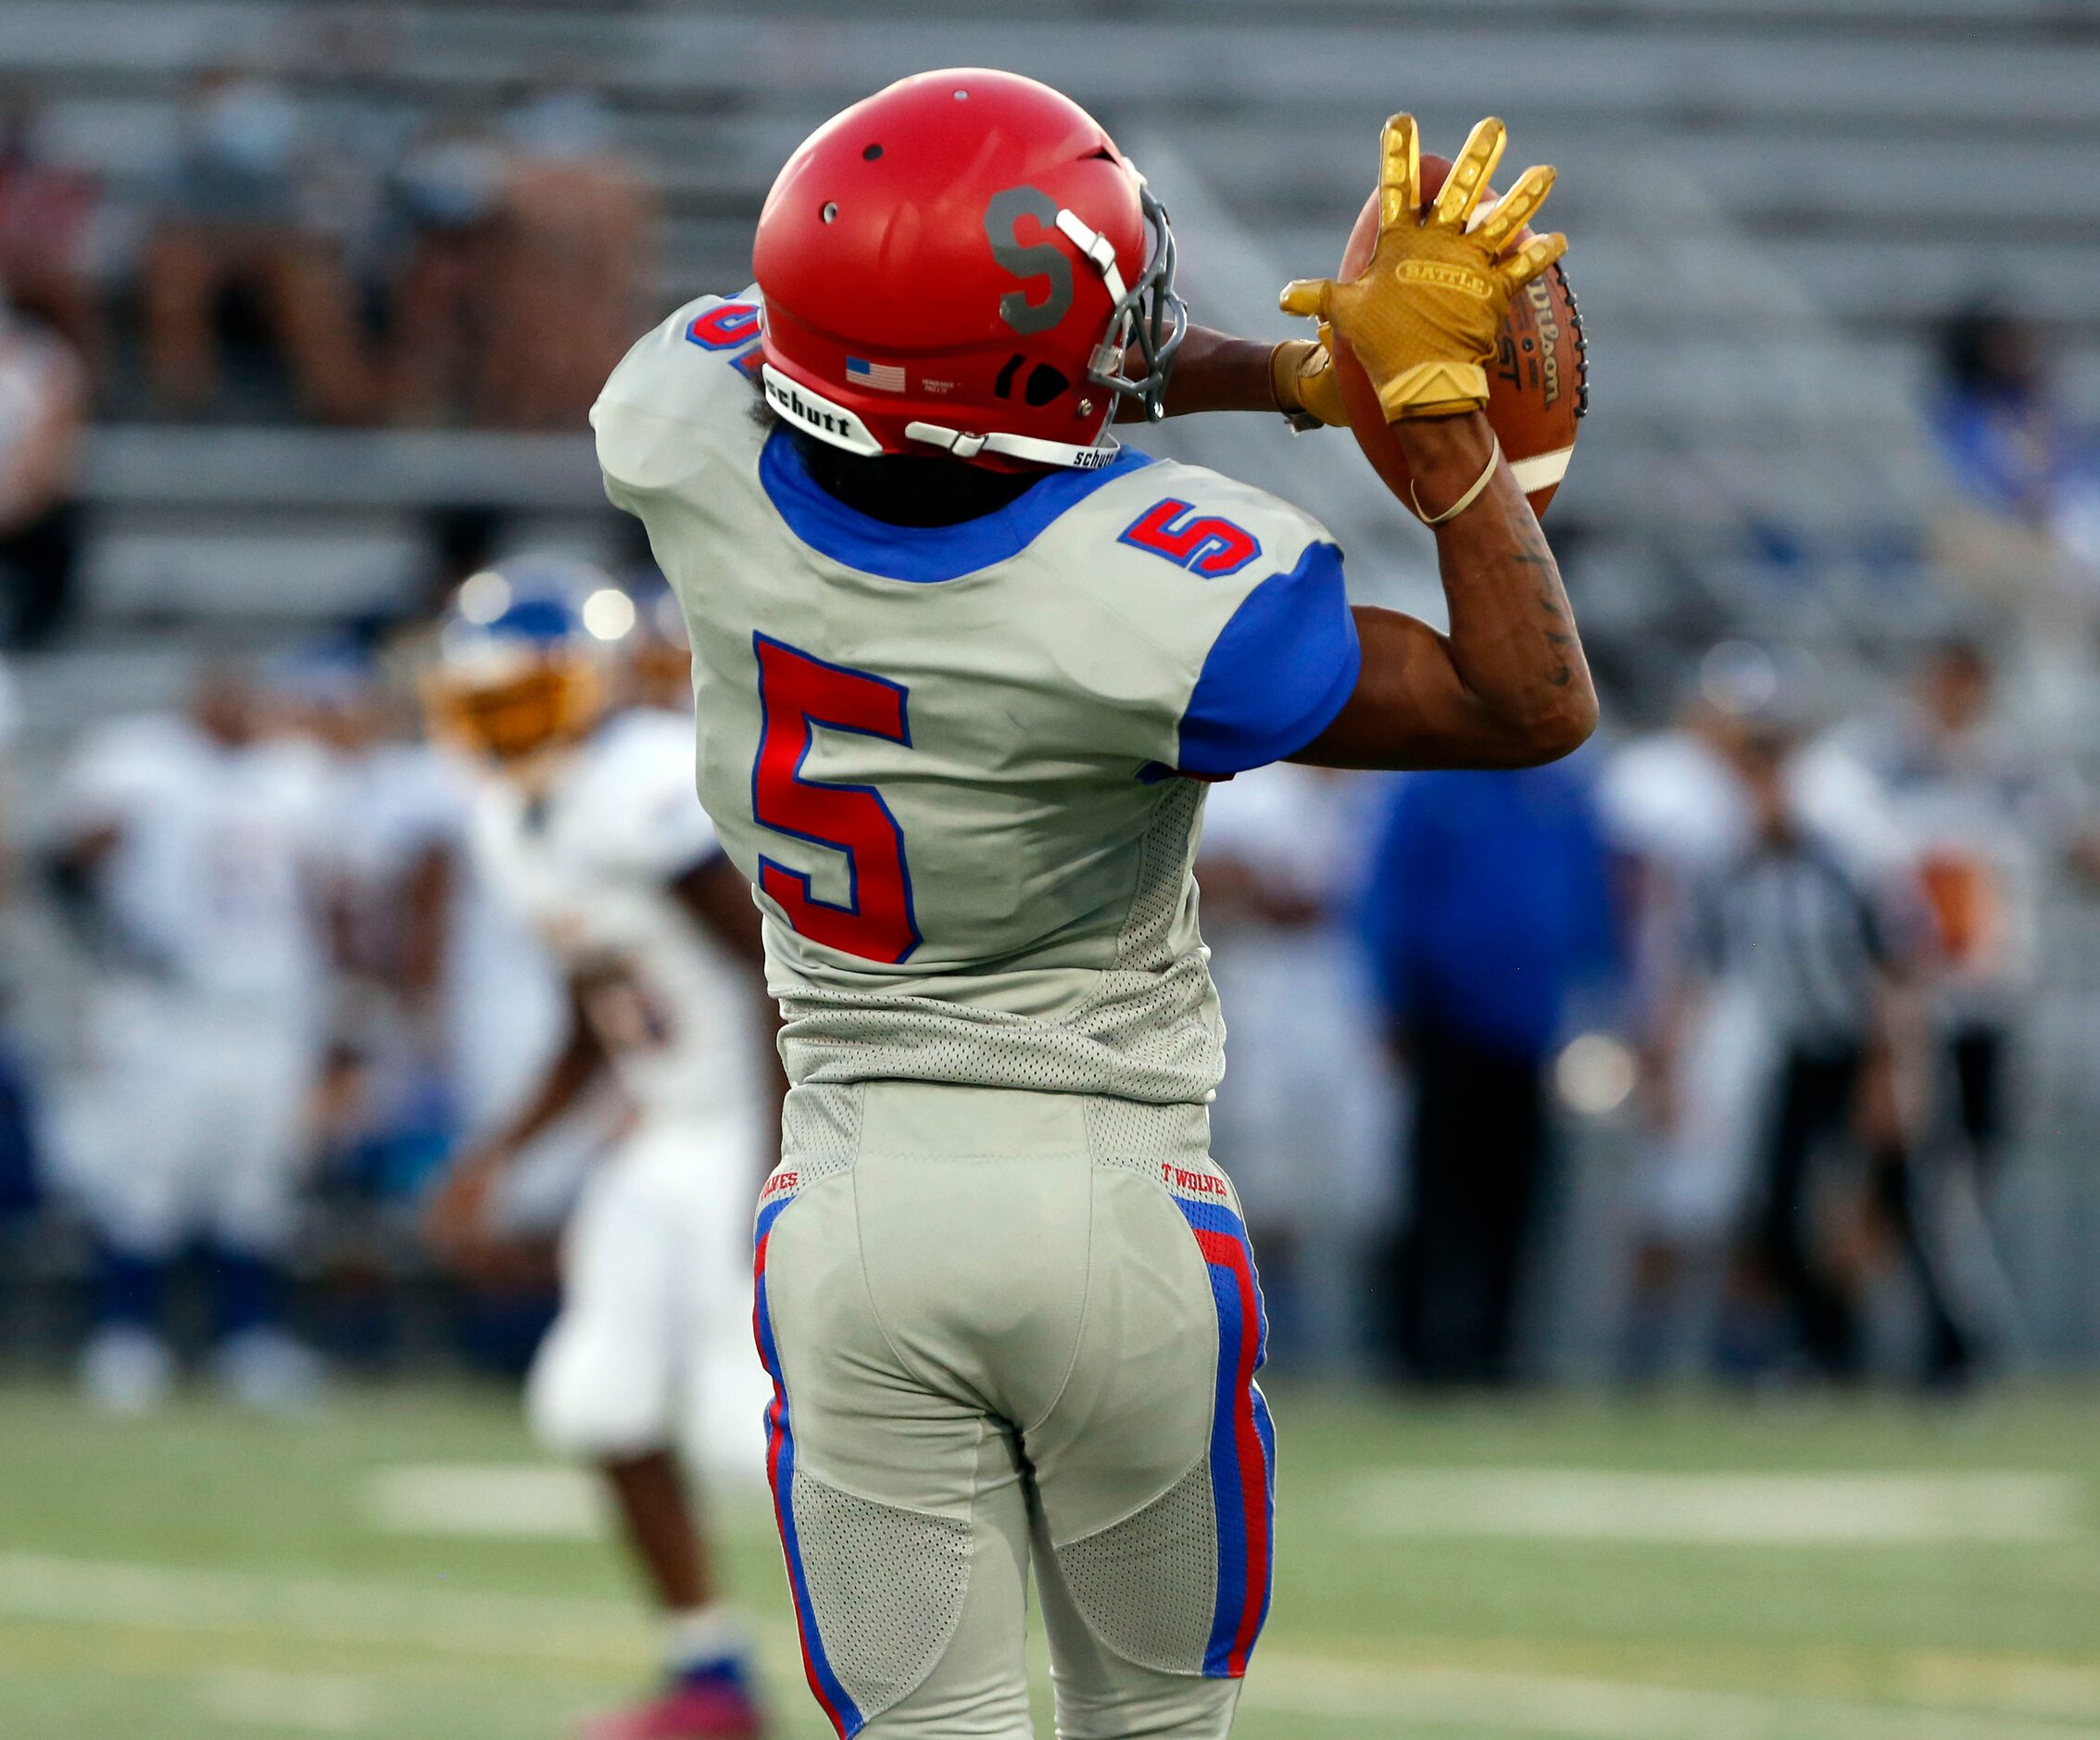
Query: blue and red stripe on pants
752 1192 863 1737
1172 1193 1276 1679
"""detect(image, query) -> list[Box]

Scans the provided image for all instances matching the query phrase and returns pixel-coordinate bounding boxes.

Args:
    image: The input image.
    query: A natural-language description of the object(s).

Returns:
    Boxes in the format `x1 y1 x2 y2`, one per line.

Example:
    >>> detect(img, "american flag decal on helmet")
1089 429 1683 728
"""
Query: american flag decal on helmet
845 357 906 392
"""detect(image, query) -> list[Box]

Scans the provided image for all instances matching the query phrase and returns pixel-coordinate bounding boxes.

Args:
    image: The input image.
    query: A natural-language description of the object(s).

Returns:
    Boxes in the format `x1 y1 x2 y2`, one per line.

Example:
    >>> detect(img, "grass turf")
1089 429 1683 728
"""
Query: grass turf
0 1381 2096 1737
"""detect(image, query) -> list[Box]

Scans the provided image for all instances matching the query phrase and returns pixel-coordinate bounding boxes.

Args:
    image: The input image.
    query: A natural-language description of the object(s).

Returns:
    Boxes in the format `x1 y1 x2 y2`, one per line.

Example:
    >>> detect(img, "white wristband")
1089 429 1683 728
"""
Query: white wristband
1408 435 1503 527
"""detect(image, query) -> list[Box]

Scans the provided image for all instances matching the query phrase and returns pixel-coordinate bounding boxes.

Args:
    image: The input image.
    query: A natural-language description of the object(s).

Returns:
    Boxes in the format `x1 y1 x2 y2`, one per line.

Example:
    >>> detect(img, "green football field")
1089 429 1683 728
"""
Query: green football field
2 1380 2098 1739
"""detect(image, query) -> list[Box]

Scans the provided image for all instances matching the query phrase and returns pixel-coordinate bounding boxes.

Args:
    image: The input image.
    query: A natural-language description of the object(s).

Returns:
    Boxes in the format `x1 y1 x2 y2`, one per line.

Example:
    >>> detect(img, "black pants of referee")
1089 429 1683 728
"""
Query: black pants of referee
1874 1021 2009 1385
1743 1045 1871 1381
1752 1028 2008 1386
1387 1025 1548 1387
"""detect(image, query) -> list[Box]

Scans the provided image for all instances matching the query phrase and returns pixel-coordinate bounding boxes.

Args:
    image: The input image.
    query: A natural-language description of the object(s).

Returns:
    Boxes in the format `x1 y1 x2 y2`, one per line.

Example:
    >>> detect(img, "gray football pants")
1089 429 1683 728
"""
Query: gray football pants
751 1081 1275 1738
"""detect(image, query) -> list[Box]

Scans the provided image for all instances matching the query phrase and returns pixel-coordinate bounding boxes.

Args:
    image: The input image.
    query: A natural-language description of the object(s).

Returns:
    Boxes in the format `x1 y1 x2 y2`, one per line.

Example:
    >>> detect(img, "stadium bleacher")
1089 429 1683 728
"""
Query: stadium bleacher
5 0 2095 662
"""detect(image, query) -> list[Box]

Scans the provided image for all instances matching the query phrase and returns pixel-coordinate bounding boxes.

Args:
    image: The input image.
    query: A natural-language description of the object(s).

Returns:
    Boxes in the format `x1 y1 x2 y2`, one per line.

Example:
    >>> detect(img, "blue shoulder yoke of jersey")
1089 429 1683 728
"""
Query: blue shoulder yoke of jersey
758 428 1156 584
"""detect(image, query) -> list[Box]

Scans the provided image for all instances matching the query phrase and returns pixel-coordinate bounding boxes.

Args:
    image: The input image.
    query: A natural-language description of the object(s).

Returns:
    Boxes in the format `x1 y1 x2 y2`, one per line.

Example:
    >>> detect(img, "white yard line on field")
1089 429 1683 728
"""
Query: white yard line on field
1246 1657 2100 1740
362 1464 607 1539
1347 1469 2083 1544
0 1551 641 1661
198 1668 380 1733
356 1461 2087 1551
3 1551 2097 1740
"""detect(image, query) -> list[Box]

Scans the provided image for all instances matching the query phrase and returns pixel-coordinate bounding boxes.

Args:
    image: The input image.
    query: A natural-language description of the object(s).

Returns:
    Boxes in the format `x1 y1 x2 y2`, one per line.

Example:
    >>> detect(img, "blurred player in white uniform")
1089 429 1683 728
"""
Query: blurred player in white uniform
1841 638 2100 1384
1196 764 1395 1368
291 646 460 1052
1601 659 1766 1378
54 668 329 1412
420 558 776 1740
595 72 1590 1738
286 642 565 1192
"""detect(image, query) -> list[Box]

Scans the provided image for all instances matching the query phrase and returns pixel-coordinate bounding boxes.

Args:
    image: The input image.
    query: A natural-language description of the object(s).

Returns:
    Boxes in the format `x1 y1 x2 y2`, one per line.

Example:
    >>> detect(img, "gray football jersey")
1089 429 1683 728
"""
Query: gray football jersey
593 291 1360 1105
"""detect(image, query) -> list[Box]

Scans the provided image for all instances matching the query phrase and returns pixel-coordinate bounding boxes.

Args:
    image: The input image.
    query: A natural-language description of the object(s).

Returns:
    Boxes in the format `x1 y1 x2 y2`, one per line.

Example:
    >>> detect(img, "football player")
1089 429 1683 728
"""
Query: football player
419 558 778 1740
54 665 331 1413
593 71 1589 1739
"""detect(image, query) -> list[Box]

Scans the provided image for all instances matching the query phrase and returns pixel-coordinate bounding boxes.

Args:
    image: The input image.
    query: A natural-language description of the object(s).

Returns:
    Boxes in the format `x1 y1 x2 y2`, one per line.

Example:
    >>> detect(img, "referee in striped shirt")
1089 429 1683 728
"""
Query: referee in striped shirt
1679 713 1928 1383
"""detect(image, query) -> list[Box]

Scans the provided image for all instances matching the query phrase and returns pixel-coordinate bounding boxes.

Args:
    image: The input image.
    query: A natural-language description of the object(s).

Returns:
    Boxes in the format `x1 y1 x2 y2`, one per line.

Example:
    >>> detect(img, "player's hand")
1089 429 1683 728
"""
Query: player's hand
1280 115 1566 421
1269 330 1347 429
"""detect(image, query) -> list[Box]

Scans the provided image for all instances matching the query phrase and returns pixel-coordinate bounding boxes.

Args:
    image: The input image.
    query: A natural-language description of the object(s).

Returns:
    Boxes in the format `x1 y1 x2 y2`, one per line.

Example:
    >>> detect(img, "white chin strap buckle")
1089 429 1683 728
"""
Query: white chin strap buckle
905 420 1120 472
1054 209 1130 307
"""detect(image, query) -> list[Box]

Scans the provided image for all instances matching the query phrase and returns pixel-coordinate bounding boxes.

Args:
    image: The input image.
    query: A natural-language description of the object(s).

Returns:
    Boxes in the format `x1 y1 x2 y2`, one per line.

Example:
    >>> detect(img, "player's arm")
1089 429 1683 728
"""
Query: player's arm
668 851 789 1122
1294 410 1594 769
422 977 606 1267
1115 324 1339 425
1282 115 1593 770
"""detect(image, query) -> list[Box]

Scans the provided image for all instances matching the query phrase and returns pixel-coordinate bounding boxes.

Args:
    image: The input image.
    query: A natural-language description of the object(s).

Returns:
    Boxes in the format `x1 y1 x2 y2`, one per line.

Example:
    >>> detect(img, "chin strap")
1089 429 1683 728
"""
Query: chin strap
904 421 1123 472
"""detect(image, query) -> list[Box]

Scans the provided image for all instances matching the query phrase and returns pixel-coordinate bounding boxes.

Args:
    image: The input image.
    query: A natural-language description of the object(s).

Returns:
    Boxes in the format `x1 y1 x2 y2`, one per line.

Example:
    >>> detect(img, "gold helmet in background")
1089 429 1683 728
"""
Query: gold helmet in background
421 555 633 763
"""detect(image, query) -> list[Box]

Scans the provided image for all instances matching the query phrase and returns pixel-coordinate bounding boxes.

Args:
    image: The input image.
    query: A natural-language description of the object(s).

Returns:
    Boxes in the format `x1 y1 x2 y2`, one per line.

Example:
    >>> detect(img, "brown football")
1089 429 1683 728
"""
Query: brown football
1329 152 1588 518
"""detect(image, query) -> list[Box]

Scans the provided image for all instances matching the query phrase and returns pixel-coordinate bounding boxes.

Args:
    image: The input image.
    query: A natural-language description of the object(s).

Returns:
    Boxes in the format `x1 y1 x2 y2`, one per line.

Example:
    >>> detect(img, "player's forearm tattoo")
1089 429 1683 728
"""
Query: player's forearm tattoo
1510 521 1577 687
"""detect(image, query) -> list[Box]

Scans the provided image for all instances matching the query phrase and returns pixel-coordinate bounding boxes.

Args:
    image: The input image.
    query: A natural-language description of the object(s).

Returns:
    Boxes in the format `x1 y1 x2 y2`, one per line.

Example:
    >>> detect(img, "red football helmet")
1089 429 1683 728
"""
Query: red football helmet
754 69 1185 473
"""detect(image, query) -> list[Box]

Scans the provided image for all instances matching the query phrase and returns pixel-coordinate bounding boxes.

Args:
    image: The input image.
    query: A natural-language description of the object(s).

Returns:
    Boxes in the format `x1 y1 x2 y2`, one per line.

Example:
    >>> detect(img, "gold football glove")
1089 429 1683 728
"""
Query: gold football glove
1280 115 1566 421
1270 330 1347 430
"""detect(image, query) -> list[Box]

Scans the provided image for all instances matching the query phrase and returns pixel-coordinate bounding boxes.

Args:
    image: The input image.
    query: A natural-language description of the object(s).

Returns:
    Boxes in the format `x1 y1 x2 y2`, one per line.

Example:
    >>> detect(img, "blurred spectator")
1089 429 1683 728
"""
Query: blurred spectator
291 7 417 325
50 667 332 1413
478 87 655 428
1199 764 1397 1371
1929 304 2100 609
0 95 104 382
0 290 86 649
383 123 507 423
1670 715 1930 1386
142 69 374 422
1837 637 2098 1384
1361 763 1616 1386
1934 307 2059 525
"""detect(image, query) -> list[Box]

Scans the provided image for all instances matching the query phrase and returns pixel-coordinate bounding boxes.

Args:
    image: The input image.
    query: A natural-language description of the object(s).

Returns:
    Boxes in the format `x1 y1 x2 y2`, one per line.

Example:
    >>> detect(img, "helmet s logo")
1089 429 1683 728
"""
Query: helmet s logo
985 185 1074 335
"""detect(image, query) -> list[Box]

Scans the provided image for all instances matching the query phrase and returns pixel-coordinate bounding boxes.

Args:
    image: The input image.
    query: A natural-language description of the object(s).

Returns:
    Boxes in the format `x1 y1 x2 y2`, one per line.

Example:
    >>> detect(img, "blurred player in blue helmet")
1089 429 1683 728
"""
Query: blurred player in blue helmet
421 555 779 1739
